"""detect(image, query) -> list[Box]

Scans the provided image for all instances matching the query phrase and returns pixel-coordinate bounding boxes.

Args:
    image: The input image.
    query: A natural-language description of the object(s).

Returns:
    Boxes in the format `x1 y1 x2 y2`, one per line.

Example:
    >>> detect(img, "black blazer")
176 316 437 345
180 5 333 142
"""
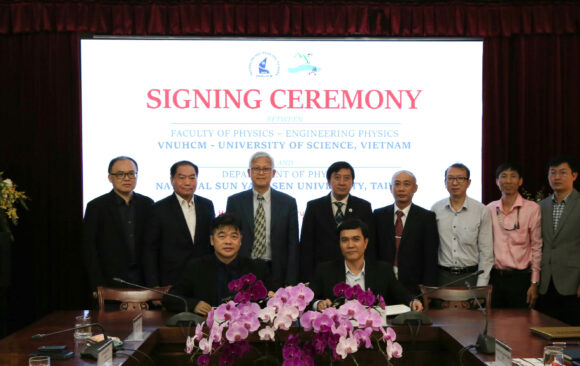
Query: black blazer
374 203 439 293
143 193 215 287
82 190 154 290
162 254 270 313
310 259 413 306
299 193 374 283
226 188 299 289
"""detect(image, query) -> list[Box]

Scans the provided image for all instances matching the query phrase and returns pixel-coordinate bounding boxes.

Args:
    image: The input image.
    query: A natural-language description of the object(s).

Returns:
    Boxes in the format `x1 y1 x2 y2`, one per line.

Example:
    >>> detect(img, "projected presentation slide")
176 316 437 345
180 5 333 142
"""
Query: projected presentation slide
81 38 483 216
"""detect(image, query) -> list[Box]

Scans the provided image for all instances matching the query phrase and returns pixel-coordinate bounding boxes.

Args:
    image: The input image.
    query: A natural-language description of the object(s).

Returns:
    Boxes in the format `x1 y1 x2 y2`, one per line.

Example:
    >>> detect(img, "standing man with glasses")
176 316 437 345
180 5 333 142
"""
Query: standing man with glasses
536 155 580 325
431 163 493 287
143 160 215 287
299 161 373 283
226 152 299 289
487 162 542 308
83 156 154 292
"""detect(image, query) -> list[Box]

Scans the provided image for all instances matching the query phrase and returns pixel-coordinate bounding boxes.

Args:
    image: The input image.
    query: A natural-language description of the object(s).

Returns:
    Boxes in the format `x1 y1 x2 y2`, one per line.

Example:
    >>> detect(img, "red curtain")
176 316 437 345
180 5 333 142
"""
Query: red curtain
0 1 578 333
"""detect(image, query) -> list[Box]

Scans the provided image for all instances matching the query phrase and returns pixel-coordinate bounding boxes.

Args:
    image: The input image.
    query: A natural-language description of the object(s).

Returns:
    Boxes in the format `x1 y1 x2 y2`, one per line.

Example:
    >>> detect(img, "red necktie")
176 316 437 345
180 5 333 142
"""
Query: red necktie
394 210 404 266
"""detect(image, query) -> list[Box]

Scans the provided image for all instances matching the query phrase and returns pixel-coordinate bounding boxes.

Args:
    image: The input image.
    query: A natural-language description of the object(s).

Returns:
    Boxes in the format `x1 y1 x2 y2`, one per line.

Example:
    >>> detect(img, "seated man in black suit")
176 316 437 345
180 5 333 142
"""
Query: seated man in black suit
162 214 269 315
143 160 215 287
374 170 439 294
83 156 154 291
300 161 373 283
311 218 423 312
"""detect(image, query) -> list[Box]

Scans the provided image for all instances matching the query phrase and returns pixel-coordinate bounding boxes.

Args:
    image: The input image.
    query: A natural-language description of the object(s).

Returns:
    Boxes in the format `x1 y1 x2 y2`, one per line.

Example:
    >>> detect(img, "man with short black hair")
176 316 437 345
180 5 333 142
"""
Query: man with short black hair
487 162 542 308
311 218 423 312
163 214 269 315
431 163 493 287
143 160 215 287
536 155 580 325
300 161 373 283
226 152 299 289
83 156 154 290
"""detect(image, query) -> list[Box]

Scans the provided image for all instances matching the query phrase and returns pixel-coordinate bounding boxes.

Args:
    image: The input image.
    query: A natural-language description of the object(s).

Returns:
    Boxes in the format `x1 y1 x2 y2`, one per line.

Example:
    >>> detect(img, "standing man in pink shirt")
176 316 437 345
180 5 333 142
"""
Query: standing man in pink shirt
487 162 542 308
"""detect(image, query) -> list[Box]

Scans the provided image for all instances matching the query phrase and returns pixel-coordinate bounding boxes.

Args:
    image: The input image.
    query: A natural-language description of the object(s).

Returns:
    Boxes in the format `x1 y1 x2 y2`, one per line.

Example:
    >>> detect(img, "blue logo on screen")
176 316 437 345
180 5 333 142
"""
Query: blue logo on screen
288 52 320 75
249 52 280 78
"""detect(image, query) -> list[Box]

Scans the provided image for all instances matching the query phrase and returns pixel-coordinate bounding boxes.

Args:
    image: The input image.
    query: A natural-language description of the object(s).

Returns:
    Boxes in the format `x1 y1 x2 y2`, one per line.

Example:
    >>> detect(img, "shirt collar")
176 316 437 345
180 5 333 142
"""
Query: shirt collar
331 193 349 206
112 190 133 206
395 203 412 216
552 191 572 203
253 188 271 201
344 260 365 277
175 192 194 206
446 196 469 212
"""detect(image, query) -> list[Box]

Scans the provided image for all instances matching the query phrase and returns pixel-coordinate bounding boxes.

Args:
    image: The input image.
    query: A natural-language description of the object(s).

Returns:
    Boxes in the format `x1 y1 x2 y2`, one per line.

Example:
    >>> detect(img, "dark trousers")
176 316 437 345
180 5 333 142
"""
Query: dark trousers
536 278 580 326
489 267 530 308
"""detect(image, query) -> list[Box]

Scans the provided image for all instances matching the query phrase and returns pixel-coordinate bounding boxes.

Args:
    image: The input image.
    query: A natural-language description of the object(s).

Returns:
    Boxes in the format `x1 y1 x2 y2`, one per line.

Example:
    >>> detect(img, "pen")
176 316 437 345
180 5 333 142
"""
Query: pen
547 342 580 346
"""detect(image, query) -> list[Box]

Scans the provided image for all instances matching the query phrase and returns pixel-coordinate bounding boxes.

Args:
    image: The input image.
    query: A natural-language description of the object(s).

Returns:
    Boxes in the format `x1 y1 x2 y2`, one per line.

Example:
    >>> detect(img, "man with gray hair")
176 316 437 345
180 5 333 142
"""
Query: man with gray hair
226 152 299 290
374 170 439 293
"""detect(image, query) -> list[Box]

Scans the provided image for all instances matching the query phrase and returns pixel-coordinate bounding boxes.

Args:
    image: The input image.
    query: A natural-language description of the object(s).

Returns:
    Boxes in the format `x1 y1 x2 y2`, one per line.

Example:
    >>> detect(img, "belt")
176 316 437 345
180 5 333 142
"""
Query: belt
438 265 478 275
492 267 531 276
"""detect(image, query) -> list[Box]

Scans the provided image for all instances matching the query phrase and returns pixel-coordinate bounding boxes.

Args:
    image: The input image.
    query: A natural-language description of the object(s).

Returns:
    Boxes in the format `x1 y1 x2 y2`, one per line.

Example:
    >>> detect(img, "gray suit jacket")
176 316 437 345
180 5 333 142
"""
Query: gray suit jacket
226 188 299 289
538 189 580 295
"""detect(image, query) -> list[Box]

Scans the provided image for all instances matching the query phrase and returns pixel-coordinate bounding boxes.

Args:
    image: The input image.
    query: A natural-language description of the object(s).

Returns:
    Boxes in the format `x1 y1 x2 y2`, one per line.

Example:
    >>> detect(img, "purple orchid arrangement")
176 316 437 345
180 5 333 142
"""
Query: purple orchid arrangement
186 273 314 365
185 277 402 365
297 283 403 365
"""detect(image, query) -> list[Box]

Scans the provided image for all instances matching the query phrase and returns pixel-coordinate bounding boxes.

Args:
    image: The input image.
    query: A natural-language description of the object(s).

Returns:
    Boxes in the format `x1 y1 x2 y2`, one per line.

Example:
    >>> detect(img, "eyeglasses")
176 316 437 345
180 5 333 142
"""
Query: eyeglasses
496 207 520 231
446 176 468 183
110 171 137 180
251 167 272 174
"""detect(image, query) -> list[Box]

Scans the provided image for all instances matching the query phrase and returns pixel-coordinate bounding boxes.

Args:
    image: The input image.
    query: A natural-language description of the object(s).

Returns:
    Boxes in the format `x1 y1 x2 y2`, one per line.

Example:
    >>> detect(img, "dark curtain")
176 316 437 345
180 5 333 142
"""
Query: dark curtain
0 1 578 334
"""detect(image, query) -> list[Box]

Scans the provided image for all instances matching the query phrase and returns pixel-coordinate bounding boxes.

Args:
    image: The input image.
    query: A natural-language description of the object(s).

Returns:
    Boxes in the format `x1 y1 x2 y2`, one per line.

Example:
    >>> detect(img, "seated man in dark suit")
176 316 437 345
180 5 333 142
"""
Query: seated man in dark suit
143 160 215 287
83 156 154 291
374 170 439 294
311 218 423 312
300 161 373 283
163 214 269 315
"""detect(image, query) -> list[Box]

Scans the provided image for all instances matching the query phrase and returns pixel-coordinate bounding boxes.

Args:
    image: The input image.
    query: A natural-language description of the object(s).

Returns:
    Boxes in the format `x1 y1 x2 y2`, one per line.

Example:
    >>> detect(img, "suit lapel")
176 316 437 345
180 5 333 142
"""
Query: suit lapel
243 190 255 235
325 193 338 227
554 190 579 239
106 191 124 240
270 189 279 232
401 204 418 240
171 194 193 243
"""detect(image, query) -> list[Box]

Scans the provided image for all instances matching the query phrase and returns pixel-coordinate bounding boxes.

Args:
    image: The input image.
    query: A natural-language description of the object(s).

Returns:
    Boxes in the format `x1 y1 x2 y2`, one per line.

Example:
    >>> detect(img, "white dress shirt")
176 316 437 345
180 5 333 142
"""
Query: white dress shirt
175 193 196 243
431 196 494 286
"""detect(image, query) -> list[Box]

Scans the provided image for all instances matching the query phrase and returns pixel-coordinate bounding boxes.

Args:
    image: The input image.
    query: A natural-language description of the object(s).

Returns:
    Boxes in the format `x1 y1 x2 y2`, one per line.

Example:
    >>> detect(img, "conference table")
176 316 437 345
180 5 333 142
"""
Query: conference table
0 308 570 365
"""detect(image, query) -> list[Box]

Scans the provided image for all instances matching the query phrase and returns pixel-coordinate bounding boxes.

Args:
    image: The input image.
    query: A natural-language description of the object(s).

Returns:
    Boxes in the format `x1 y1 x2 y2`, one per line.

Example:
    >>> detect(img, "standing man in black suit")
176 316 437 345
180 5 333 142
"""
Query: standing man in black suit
374 170 439 293
83 156 154 291
143 161 215 287
226 152 299 290
311 218 423 312
300 161 373 283
163 214 269 315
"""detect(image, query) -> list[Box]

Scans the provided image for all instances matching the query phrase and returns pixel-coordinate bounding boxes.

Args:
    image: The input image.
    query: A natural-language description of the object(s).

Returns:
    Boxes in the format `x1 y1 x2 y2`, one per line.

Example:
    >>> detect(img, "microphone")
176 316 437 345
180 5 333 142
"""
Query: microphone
31 323 112 359
465 280 495 354
391 269 484 326
112 277 204 326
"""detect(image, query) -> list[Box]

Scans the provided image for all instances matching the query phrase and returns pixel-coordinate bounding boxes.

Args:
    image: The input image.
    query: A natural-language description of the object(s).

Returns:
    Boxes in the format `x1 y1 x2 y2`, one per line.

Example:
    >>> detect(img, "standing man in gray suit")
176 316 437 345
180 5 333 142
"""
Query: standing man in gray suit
226 151 299 290
537 155 580 325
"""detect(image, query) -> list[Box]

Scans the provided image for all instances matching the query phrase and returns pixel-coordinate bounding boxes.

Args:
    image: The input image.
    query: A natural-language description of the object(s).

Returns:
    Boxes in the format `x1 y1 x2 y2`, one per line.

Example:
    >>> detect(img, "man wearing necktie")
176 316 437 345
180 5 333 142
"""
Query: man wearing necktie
299 161 374 283
374 170 439 294
226 152 299 290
